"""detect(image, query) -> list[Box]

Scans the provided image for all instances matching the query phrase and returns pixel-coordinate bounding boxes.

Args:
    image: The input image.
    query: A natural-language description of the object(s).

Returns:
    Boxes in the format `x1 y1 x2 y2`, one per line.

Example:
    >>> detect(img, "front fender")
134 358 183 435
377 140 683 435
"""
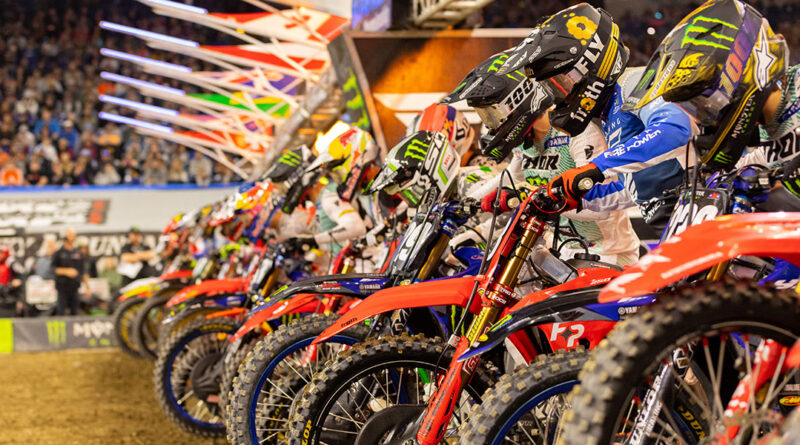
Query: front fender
229 292 346 342
599 213 800 303
166 277 247 308
262 273 388 306
312 275 483 345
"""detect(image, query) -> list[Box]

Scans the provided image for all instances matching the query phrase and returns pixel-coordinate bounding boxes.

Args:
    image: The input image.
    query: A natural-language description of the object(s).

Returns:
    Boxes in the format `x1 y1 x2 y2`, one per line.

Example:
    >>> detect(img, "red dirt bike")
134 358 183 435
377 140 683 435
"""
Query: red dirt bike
557 212 800 445
287 183 655 444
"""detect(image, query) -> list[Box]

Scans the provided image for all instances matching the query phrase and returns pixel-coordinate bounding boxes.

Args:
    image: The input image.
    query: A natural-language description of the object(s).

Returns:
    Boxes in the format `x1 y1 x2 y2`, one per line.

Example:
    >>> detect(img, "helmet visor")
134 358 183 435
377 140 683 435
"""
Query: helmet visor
475 102 512 131
539 69 583 104
677 90 730 127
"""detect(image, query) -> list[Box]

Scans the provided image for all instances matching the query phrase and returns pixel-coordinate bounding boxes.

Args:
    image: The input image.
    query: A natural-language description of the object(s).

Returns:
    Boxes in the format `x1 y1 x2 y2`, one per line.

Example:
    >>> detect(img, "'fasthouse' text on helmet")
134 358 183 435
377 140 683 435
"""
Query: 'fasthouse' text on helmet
497 2 629 137
441 50 553 161
627 0 788 170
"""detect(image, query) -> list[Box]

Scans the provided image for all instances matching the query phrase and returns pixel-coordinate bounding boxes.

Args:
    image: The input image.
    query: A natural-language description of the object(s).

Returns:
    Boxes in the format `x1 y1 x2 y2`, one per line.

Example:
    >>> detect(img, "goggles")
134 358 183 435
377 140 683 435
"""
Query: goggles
676 89 731 128
475 102 513 131
539 69 583 104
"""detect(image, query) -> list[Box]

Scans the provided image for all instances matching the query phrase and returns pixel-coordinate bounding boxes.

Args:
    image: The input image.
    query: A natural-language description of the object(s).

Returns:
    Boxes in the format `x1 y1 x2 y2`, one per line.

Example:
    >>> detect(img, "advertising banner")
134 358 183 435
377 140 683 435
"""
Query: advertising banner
2 316 117 352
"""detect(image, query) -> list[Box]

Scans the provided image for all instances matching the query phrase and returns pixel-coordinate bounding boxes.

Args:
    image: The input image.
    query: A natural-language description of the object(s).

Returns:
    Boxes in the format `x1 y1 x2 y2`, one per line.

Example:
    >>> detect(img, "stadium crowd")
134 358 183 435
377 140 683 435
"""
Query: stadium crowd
0 0 245 187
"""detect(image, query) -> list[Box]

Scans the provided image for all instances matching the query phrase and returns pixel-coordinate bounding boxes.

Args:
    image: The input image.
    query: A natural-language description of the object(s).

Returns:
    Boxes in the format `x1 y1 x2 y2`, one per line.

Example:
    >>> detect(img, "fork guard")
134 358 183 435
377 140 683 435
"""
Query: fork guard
598 213 800 303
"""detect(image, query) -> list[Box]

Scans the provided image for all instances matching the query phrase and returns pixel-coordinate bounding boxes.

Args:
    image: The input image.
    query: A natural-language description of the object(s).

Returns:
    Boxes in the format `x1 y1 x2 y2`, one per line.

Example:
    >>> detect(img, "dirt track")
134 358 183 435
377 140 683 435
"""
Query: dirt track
1 349 225 445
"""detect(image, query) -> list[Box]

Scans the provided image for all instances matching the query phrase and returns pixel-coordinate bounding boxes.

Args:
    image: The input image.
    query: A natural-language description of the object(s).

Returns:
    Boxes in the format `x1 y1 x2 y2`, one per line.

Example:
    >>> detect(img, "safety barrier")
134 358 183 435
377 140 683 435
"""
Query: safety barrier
0 316 116 353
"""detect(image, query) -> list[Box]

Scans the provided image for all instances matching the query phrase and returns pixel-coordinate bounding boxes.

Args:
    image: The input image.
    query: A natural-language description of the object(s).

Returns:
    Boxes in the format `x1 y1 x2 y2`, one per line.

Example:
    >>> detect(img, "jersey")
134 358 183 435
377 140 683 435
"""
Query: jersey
312 183 367 256
583 67 693 213
738 64 800 168
472 123 640 263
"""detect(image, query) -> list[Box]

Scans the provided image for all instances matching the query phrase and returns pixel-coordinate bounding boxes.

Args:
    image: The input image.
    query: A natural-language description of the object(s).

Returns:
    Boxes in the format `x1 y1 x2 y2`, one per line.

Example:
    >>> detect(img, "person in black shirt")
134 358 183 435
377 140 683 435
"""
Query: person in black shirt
119 227 156 286
52 228 88 316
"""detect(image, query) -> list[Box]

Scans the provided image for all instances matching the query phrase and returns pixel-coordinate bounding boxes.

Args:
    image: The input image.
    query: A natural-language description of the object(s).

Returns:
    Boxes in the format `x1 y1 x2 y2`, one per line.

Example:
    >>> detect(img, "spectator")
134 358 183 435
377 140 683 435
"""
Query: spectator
95 122 122 158
50 161 69 185
167 157 188 184
92 160 120 185
34 238 57 279
25 157 48 185
190 154 213 186
60 119 79 150
143 156 168 185
52 228 88 316
97 256 122 295
78 240 97 278
0 159 23 186
33 109 61 138
214 164 235 184
72 156 92 185
118 227 155 286
34 132 58 163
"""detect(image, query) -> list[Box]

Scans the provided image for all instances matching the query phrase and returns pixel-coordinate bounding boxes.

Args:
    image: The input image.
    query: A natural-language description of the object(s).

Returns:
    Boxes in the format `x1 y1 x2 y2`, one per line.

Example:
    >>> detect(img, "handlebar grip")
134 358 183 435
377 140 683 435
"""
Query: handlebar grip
577 177 595 192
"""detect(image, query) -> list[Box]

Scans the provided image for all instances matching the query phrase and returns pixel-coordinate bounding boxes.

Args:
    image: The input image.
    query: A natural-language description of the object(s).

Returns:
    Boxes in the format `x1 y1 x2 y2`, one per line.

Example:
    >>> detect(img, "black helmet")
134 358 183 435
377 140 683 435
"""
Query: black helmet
263 145 319 213
497 3 629 136
441 51 553 161
627 0 787 170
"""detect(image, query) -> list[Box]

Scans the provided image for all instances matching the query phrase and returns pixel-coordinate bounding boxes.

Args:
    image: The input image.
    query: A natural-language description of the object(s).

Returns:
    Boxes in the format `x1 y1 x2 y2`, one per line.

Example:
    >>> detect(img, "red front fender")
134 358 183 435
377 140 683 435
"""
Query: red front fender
166 277 247 308
599 213 800 303
159 269 193 280
228 293 352 343
313 276 483 345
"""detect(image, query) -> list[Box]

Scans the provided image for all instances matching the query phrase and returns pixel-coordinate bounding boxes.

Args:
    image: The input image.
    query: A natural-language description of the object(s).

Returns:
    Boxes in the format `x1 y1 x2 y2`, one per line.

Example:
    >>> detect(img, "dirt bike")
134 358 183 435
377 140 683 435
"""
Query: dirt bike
224 199 486 444
129 244 249 360
553 210 800 445
111 266 192 358
282 180 656 444
152 239 313 437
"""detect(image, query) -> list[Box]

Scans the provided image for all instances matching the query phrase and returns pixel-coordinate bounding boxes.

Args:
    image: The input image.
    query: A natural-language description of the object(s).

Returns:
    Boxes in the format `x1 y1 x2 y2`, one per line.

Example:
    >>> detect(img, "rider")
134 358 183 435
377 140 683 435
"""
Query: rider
441 50 641 265
621 0 800 288
496 2 695 232
284 122 383 267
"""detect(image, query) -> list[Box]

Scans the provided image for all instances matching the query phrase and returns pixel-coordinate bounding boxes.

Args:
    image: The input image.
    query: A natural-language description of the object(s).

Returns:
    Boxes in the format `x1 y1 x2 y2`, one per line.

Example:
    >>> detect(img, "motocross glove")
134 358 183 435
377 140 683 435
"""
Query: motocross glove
481 187 524 213
546 163 604 210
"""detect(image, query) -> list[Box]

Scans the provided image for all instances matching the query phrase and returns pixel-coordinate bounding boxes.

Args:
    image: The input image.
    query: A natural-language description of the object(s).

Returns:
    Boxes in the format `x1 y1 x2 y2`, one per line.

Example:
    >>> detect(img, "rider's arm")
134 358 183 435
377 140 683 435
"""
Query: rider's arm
466 153 525 200
592 98 692 176
313 188 367 247
580 179 637 213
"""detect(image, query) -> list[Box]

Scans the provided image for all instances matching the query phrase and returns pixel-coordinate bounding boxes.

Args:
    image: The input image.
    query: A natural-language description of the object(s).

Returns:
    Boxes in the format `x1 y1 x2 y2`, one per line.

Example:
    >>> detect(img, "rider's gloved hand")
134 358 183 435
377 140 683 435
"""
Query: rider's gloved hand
547 163 604 210
481 187 523 213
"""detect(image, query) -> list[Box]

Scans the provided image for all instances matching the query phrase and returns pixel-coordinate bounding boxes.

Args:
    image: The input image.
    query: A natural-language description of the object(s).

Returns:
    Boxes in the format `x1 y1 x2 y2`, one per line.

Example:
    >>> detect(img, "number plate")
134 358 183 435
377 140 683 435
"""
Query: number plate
661 188 728 241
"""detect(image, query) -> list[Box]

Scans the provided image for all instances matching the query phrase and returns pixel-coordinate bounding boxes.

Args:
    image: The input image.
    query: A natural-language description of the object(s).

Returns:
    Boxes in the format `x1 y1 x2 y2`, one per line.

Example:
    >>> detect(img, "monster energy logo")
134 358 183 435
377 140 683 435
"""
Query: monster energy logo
713 150 734 164
46 321 66 347
681 16 738 50
279 151 302 167
404 139 429 161
488 54 509 72
465 173 480 184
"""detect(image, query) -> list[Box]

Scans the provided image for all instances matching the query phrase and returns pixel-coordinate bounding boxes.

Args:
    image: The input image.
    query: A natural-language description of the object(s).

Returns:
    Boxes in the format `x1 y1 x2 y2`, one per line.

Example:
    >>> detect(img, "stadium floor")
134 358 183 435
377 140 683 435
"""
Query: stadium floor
1 349 225 444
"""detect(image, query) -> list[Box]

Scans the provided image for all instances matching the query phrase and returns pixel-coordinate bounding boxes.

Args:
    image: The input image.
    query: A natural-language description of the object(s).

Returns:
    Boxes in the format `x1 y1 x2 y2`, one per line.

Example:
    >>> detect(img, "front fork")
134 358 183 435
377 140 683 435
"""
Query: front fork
415 216 543 445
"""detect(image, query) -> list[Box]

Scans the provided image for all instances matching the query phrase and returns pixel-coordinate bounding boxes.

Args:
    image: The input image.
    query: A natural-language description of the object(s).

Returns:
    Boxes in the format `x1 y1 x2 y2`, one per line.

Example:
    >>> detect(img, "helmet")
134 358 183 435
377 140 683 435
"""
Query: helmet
441 51 553 161
405 103 475 157
264 145 317 213
236 182 273 214
368 131 460 207
308 121 380 202
627 0 787 170
161 213 184 235
208 194 238 228
496 3 629 136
